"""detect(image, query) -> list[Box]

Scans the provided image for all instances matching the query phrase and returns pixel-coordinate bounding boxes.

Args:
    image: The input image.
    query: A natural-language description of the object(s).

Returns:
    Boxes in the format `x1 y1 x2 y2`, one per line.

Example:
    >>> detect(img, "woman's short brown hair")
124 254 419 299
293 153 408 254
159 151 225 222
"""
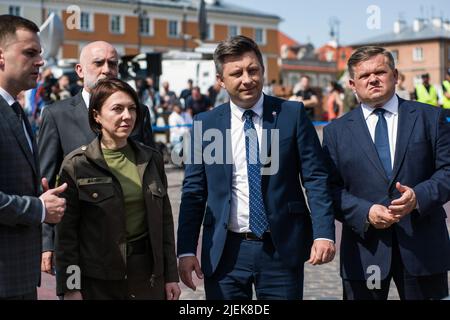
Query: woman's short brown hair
88 78 142 134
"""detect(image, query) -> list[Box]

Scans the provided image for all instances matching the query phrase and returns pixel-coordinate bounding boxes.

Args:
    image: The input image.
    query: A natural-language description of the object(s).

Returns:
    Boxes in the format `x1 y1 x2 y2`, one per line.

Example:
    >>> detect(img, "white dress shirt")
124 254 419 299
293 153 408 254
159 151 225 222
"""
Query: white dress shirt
82 89 90 108
361 94 399 169
0 86 45 223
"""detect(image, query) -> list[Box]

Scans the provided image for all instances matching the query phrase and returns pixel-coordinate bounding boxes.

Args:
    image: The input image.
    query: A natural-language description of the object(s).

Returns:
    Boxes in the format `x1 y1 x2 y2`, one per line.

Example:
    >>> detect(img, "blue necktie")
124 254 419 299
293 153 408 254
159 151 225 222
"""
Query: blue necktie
243 110 268 237
373 108 392 179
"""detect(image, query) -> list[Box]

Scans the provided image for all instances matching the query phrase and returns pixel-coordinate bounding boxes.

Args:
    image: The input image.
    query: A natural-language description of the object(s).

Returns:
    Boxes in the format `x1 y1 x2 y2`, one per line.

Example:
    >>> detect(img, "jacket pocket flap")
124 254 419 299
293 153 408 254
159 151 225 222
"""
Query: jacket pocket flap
78 183 115 203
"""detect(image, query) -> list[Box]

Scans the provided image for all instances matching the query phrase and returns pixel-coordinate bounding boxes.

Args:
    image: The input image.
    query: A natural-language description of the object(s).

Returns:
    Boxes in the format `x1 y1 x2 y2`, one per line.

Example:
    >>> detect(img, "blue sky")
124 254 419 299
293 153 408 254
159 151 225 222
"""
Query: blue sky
224 0 449 46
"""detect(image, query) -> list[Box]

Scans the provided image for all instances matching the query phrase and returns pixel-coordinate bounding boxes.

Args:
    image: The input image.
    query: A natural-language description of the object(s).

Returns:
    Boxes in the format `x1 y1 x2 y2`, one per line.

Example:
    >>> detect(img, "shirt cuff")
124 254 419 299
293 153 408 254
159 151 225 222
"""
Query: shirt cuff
178 253 196 258
314 238 334 244
40 198 46 223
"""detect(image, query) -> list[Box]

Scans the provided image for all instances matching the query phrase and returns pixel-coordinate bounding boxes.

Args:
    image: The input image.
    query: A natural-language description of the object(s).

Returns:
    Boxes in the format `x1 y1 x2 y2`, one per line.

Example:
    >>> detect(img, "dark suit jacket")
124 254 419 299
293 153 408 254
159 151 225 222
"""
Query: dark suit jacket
38 92 154 251
0 96 43 297
177 94 335 277
322 97 450 281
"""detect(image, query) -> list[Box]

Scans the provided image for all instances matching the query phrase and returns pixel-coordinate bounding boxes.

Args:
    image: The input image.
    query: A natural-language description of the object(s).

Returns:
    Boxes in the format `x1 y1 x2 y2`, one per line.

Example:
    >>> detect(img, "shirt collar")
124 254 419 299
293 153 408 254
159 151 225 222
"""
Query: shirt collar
0 86 16 106
361 94 399 120
230 93 264 122
81 89 90 109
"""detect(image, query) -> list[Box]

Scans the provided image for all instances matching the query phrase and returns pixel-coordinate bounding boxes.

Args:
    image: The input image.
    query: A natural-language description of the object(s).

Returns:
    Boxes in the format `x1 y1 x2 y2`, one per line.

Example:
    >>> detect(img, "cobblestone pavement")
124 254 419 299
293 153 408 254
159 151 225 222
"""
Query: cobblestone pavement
38 165 450 300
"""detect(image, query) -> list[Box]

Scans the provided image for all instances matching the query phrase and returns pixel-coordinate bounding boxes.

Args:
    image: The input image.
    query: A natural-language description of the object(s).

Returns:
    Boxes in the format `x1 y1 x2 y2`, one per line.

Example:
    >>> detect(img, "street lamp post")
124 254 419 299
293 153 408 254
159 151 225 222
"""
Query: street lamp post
134 0 143 54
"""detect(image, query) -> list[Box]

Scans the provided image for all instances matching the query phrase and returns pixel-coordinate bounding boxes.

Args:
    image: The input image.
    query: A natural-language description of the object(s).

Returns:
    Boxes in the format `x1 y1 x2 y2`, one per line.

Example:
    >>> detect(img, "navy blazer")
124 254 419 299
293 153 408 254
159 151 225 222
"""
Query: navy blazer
322 97 450 281
177 94 335 277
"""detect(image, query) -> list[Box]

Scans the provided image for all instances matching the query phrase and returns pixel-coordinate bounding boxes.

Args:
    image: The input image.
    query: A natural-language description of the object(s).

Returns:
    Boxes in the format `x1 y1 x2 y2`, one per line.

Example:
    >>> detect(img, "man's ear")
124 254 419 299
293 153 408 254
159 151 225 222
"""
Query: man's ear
0 48 5 68
348 78 356 92
216 74 225 88
75 63 83 79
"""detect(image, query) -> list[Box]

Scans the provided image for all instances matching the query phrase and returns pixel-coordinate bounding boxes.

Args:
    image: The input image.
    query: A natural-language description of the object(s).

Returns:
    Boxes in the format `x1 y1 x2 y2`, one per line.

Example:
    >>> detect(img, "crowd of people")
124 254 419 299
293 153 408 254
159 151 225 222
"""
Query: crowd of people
0 14 449 301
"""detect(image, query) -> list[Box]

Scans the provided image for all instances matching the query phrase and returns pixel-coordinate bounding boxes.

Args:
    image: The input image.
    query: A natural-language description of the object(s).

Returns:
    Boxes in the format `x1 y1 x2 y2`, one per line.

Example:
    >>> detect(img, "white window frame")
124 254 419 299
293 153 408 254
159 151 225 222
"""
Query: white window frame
255 28 266 45
228 25 240 38
139 16 153 36
168 20 180 38
391 49 399 63
80 12 93 32
110 15 123 34
206 23 214 40
9 5 21 16
413 47 424 61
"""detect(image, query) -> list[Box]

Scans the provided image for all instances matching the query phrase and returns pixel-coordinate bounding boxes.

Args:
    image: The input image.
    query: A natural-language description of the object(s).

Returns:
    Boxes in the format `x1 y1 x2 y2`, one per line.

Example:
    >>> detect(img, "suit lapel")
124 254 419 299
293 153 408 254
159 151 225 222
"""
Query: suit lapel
390 99 417 186
346 107 389 182
262 94 280 157
0 97 38 176
216 104 232 189
71 92 96 143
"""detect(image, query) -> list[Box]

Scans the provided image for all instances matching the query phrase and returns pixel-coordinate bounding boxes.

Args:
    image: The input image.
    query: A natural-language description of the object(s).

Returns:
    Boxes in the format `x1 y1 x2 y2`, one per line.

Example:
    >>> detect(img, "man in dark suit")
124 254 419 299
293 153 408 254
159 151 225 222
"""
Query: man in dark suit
0 15 67 300
177 36 335 299
38 41 154 274
322 46 450 300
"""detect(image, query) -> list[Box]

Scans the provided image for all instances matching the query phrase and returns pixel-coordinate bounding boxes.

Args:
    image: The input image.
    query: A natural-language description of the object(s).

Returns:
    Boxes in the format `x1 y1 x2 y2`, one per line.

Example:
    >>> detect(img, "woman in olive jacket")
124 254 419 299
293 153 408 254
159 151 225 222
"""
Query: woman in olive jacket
54 78 180 300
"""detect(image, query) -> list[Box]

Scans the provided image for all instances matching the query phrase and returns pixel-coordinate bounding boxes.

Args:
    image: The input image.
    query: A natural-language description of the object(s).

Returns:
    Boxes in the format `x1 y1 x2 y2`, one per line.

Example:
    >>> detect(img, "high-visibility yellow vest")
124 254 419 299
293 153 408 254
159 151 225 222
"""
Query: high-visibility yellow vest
443 80 450 109
416 84 438 106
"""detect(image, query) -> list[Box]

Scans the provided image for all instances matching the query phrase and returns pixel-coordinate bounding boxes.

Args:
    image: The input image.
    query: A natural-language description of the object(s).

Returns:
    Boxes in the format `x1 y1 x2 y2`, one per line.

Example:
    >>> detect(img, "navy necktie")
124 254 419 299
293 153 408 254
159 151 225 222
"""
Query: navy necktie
11 101 34 144
243 110 268 237
373 108 392 178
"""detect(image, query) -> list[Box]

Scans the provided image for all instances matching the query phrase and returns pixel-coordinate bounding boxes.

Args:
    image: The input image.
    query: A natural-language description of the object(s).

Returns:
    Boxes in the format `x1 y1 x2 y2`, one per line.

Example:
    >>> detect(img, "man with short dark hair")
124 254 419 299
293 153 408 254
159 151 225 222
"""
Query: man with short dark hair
323 46 450 300
0 14 67 300
177 35 335 300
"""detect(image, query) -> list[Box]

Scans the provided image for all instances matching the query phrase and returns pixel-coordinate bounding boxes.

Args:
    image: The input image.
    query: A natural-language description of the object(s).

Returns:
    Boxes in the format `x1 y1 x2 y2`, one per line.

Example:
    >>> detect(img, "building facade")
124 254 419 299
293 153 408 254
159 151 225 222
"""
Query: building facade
1 0 281 82
352 18 450 93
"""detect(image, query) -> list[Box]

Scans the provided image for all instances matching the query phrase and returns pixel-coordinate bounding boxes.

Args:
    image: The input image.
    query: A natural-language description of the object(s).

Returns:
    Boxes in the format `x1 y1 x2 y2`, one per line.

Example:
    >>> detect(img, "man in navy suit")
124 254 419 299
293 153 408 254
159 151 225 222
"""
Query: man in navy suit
322 46 450 300
177 35 335 300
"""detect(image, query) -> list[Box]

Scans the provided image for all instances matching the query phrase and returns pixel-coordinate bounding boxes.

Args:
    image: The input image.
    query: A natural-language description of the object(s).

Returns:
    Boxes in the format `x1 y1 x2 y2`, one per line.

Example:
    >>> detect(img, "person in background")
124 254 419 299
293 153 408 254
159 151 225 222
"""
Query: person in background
289 75 319 120
55 78 180 300
441 68 450 114
415 73 438 106
185 86 211 116
326 81 344 121
395 73 410 100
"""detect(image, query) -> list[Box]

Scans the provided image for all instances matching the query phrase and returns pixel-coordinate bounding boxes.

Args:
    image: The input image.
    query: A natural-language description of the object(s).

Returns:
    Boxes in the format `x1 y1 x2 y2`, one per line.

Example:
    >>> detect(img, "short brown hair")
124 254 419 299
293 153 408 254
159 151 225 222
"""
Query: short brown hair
0 15 39 45
347 46 395 78
88 78 142 134
213 35 264 76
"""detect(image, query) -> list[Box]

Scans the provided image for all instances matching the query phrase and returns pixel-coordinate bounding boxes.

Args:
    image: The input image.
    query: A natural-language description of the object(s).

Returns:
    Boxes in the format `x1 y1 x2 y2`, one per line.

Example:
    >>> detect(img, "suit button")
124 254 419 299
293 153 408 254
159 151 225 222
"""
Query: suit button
92 192 98 199
81 145 87 151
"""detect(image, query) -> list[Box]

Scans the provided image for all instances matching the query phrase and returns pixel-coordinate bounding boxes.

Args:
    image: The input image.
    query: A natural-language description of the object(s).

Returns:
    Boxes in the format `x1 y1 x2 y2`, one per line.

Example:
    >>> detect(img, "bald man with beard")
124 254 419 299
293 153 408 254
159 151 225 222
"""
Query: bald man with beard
38 41 154 276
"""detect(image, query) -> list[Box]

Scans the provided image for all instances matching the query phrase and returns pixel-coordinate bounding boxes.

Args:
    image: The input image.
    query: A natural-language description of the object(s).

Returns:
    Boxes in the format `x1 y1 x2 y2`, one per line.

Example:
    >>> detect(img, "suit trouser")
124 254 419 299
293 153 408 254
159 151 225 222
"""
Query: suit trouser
0 289 37 300
204 231 304 300
343 231 449 300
